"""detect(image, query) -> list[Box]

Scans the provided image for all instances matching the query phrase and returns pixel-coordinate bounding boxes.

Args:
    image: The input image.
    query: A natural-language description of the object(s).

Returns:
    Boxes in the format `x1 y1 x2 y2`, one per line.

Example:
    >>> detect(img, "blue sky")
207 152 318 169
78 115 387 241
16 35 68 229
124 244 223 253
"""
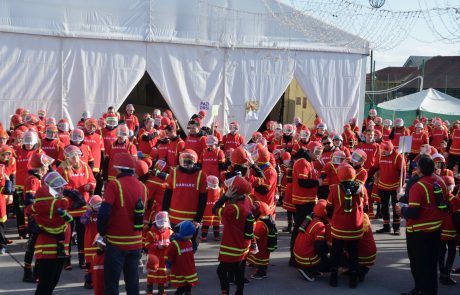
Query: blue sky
287 0 460 69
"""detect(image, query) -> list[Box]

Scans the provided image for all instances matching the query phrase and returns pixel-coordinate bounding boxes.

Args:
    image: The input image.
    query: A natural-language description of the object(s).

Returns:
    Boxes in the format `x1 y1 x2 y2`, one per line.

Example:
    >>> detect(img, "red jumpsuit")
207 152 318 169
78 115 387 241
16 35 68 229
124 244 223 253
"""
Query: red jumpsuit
58 131 70 146
165 239 198 287
430 127 448 152
137 128 158 158
166 138 185 168
145 227 172 285
247 219 270 267
202 188 221 227
184 135 207 157
358 216 377 266
292 159 317 206
200 147 225 178
106 140 137 179
84 131 105 173
293 218 326 268
41 138 64 164
221 133 244 152
120 114 139 133
101 128 117 153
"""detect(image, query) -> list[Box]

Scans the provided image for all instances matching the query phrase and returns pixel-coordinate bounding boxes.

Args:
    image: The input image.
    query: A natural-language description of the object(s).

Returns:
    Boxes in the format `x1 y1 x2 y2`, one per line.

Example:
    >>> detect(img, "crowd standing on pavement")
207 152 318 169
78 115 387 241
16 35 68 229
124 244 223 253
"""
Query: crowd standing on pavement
0 105 459 295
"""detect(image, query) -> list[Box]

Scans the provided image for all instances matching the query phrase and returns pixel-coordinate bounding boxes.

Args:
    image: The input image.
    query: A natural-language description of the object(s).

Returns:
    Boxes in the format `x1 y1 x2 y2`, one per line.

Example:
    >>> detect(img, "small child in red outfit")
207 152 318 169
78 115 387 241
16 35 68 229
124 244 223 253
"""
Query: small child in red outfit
201 175 222 241
145 211 172 295
247 201 277 279
165 221 198 295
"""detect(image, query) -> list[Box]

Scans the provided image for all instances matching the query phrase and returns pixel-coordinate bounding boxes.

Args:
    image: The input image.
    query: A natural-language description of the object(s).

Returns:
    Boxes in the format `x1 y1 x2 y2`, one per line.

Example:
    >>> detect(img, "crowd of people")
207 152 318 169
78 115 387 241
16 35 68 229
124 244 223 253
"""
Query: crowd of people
0 105 459 295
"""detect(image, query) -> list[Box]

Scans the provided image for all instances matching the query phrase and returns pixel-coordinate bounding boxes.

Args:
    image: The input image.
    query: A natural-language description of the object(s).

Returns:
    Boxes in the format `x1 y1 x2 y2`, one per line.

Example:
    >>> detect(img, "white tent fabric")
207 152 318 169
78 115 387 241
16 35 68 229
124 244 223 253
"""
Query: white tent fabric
377 88 460 116
0 0 369 138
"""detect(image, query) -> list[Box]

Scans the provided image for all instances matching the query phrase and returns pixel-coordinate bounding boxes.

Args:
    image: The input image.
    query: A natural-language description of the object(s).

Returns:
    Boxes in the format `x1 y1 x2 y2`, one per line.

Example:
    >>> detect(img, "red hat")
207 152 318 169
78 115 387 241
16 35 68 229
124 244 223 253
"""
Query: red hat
198 110 206 118
253 200 270 217
0 130 9 139
281 151 291 161
256 144 270 163
313 199 327 218
135 159 149 177
143 158 152 168
231 147 249 166
164 109 173 119
112 152 136 170
337 163 356 182
30 154 45 169
160 117 171 127
230 176 252 196
11 114 23 125
147 254 160 271
15 108 25 115
380 141 394 155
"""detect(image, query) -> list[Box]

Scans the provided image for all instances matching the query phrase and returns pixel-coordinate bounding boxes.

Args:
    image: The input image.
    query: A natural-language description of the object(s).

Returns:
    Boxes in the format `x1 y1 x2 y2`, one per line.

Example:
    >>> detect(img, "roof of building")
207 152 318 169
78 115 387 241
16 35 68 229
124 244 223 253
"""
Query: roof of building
403 56 433 68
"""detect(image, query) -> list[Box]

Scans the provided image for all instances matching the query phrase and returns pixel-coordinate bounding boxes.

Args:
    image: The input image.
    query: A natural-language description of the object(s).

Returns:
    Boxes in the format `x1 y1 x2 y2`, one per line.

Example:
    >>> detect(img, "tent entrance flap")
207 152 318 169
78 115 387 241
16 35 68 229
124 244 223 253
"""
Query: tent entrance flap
118 71 170 118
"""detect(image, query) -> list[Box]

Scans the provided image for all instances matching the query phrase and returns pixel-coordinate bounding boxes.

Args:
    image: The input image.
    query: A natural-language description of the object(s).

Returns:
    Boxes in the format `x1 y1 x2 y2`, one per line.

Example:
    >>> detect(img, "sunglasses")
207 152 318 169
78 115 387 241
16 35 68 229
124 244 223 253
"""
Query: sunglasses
323 142 332 145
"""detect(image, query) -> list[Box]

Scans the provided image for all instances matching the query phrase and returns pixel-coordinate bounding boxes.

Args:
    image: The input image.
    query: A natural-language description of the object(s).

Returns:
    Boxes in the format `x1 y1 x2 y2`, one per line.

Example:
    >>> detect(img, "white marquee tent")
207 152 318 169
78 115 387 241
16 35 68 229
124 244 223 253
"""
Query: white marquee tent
0 0 369 138
378 88 460 116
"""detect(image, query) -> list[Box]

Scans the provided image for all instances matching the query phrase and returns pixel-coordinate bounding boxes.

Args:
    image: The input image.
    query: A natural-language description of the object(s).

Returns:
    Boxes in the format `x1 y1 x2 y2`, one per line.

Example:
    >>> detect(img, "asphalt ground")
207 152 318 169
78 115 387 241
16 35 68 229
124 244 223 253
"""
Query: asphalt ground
0 208 459 295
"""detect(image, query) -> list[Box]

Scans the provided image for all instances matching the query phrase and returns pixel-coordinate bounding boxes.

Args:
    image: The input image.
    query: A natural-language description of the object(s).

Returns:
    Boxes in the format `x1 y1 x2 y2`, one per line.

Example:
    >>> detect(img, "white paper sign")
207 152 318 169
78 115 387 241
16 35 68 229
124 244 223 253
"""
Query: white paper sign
398 136 412 154
199 101 210 111
212 105 219 117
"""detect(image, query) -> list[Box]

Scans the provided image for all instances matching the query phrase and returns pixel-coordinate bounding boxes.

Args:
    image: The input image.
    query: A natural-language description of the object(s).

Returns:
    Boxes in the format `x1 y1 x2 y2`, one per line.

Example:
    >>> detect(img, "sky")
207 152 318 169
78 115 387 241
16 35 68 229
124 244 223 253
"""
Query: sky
288 0 460 70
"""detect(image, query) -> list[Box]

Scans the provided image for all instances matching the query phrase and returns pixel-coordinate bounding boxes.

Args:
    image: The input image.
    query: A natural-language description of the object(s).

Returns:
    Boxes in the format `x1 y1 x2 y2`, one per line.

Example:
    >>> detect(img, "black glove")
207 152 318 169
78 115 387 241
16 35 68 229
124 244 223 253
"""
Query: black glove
3 180 13 195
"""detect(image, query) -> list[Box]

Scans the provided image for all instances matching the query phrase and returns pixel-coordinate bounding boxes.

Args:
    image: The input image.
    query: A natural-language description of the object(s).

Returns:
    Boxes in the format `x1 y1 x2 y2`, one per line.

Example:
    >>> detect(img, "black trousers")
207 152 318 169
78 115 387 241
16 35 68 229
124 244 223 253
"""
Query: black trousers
330 239 359 273
379 189 400 229
24 232 38 266
175 284 192 295
0 222 8 247
35 259 64 295
439 240 457 275
290 203 315 252
69 216 85 263
13 191 26 237
217 260 246 295
93 172 103 195
406 230 441 295
317 185 329 200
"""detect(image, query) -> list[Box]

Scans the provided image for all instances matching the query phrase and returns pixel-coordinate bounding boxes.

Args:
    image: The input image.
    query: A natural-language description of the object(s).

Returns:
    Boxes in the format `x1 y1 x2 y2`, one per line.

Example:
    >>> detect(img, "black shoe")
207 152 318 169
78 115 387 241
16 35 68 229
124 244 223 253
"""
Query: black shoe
440 274 456 285
349 271 358 288
22 268 36 283
282 226 292 233
330 271 338 287
250 272 267 280
84 281 93 289
375 225 391 234
244 277 251 284
358 266 369 282
393 228 401 236
298 269 315 282
288 257 296 267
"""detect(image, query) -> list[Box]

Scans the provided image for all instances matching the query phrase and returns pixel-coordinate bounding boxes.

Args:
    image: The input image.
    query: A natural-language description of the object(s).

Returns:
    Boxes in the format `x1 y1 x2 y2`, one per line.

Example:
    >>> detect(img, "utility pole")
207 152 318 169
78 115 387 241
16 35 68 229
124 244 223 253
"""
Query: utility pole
445 75 448 94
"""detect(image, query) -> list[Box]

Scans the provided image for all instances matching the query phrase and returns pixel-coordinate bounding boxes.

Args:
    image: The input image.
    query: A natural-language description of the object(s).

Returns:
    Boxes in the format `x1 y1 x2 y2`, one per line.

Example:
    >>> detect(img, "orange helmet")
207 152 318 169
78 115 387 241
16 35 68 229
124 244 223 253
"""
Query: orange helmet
226 176 252 196
135 159 149 177
256 144 270 164
313 199 327 218
112 152 136 171
30 154 54 169
207 175 219 190
380 141 394 156
337 163 356 182
179 149 198 168
231 147 249 166
331 150 346 165
70 129 84 143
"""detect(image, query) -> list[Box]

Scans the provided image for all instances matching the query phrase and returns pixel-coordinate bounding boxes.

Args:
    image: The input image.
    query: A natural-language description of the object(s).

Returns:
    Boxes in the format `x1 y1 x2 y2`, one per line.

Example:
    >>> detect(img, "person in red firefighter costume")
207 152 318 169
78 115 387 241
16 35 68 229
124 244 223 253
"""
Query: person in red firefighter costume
268 124 283 152
342 124 358 149
318 150 347 199
40 125 64 167
83 118 105 195
293 199 330 282
348 117 360 134
80 194 103 289
430 119 449 153
247 144 278 216
221 122 244 152
14 130 44 239
57 144 96 269
201 175 222 242
104 124 137 181
165 125 185 169
60 128 94 167
292 129 311 158
161 149 207 251
0 146 15 241
97 152 147 294
145 160 169 219
247 200 277 280
327 163 367 289
120 104 140 139
447 120 460 172
362 108 377 132
184 118 207 157
357 213 377 282
212 175 254 295
57 119 71 146
22 153 54 283
312 122 328 142
433 153 454 178
331 134 351 158
165 221 199 294
350 149 368 185
200 135 225 178
280 124 296 153
382 119 392 142
293 117 308 136
409 122 429 175
145 211 172 295
29 171 72 295
290 148 319 266
375 140 406 235
137 117 158 159
389 118 410 150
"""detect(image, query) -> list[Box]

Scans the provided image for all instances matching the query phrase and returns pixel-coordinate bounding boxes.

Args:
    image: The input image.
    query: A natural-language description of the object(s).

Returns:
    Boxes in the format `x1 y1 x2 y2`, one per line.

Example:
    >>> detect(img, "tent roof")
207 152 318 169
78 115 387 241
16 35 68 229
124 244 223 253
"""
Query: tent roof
377 88 460 116
0 0 368 54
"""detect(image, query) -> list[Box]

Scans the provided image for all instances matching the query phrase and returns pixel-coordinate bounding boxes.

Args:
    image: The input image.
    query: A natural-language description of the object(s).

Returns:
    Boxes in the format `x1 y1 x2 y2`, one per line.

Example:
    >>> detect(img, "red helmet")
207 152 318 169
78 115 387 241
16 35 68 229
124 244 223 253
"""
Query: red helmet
160 117 171 127
70 129 85 143
256 144 270 164
350 149 367 166
374 117 383 125
331 150 346 165
38 109 46 118
24 114 38 124
22 131 38 145
432 153 445 163
147 254 160 271
30 154 54 169
198 110 206 118
283 124 294 135
142 157 152 168
164 109 173 119
207 175 219 190
64 145 82 159
313 199 327 218
229 122 240 132
149 147 159 161
58 119 70 132
349 117 357 125
15 108 25 115
337 163 356 182
253 200 270 217
45 125 58 140
206 135 218 146
135 159 149 177
225 176 252 196
11 114 23 126
299 129 310 139
231 147 249 166
380 141 394 156
89 195 103 209
116 124 129 137
281 151 291 162
179 149 198 168
251 132 262 141
85 118 98 131
368 109 377 117
112 152 136 171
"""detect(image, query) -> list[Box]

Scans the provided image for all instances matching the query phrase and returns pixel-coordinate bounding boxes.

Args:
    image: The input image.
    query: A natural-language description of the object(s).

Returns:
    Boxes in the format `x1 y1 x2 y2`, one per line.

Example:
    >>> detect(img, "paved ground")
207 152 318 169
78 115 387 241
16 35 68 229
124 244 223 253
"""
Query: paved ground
1 209 459 295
